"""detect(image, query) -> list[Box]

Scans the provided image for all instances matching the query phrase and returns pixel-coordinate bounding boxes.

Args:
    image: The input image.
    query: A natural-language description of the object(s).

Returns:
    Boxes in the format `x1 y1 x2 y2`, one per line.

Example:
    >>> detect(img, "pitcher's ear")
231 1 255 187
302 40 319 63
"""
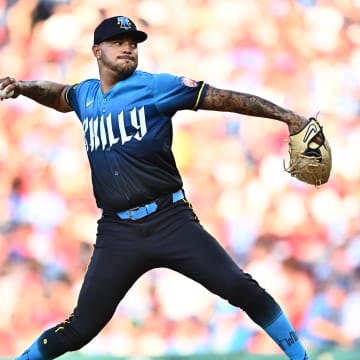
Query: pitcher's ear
92 45 101 59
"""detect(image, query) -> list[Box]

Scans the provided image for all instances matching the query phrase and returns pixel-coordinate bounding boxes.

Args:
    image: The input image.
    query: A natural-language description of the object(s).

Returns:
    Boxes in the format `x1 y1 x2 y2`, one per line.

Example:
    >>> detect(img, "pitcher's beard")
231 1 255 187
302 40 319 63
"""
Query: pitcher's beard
114 63 137 80
102 57 138 80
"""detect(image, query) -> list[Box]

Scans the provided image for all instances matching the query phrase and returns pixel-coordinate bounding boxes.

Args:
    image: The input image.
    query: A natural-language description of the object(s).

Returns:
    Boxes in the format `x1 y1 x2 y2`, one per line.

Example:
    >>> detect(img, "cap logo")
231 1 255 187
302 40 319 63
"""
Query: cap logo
117 16 132 30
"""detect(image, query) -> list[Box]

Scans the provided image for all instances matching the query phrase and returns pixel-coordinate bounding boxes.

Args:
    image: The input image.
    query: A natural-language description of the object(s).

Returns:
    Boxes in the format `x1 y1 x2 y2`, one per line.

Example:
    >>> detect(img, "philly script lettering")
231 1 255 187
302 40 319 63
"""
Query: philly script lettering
82 107 147 151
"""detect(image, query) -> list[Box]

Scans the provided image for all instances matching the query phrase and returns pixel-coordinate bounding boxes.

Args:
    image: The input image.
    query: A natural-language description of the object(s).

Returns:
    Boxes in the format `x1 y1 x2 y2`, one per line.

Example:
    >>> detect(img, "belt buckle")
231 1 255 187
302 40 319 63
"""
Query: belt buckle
128 207 140 220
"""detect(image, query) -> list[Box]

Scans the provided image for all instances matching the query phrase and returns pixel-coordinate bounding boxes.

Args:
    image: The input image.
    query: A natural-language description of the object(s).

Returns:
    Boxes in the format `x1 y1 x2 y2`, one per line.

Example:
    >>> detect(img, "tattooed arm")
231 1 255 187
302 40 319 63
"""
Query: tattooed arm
0 77 72 113
200 86 308 135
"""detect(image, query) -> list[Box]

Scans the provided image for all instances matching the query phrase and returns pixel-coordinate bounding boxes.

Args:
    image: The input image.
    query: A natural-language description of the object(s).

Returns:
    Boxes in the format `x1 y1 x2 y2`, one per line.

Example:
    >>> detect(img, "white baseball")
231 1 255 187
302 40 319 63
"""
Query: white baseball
0 86 14 99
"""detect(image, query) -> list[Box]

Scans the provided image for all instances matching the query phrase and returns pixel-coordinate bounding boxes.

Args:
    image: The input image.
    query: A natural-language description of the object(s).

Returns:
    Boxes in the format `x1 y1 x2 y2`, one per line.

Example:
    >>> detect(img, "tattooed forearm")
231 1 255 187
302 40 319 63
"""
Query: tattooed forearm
201 86 308 134
18 80 72 112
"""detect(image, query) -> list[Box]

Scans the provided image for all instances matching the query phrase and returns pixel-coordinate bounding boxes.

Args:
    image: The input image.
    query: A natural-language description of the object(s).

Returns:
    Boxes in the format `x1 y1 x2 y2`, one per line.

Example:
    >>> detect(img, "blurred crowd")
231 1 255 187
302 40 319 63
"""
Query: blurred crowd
0 0 360 357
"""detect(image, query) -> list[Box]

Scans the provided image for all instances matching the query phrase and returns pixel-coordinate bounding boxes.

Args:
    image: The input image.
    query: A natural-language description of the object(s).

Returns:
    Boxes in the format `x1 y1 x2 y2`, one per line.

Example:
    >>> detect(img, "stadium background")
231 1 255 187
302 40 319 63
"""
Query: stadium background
0 0 360 359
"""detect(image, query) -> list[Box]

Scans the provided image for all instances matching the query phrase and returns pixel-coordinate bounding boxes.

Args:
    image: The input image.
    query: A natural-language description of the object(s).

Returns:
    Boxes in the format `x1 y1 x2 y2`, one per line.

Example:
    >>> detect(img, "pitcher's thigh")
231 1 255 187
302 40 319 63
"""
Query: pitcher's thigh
168 219 265 308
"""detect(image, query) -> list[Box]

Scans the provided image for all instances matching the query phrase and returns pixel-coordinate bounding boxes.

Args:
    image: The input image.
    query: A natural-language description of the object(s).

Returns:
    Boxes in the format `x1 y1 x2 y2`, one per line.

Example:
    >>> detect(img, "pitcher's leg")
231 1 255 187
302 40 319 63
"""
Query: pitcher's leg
166 217 310 360
16 218 150 360
16 246 123 360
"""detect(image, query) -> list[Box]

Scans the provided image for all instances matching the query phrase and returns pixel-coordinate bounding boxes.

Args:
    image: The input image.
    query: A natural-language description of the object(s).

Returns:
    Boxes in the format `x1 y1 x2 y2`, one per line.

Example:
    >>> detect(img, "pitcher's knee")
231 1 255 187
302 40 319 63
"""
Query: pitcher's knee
39 325 96 357
225 271 265 309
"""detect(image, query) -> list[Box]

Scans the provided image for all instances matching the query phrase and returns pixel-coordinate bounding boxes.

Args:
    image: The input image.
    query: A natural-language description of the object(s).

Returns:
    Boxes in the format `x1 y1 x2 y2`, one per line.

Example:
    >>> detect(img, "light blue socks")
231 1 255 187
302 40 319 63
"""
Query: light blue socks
244 291 310 360
264 312 310 360
16 337 48 360
18 295 309 360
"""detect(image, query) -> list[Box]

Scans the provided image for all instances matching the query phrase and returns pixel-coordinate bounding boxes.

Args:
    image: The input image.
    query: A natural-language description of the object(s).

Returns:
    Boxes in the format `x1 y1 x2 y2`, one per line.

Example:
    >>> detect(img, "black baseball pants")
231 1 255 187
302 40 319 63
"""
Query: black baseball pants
38 195 266 357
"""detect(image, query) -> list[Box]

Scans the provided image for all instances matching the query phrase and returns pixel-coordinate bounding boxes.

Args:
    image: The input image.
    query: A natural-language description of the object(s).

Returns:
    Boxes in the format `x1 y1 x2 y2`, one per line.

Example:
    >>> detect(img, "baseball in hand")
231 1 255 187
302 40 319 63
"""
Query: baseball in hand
0 86 14 99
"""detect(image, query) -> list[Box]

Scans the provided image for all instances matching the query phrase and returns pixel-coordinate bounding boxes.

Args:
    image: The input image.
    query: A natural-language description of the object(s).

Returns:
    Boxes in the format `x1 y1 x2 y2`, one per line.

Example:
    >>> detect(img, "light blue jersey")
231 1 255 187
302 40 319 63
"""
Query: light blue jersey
66 70 208 210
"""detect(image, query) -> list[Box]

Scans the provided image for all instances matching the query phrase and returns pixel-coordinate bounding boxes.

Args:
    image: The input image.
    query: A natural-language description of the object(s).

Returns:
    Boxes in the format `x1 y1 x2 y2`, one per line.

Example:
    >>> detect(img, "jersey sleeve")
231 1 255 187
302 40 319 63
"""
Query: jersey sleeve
64 80 99 119
152 73 209 114
64 82 83 118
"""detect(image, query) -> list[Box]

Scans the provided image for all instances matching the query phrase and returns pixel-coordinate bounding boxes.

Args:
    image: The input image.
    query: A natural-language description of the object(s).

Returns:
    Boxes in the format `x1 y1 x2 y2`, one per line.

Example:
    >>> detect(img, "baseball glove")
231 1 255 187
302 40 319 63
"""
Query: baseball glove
284 117 332 186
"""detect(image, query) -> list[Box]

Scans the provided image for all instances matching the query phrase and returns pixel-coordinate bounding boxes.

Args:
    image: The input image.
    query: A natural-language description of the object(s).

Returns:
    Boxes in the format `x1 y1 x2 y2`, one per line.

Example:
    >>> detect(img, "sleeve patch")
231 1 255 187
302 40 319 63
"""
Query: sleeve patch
181 77 198 87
